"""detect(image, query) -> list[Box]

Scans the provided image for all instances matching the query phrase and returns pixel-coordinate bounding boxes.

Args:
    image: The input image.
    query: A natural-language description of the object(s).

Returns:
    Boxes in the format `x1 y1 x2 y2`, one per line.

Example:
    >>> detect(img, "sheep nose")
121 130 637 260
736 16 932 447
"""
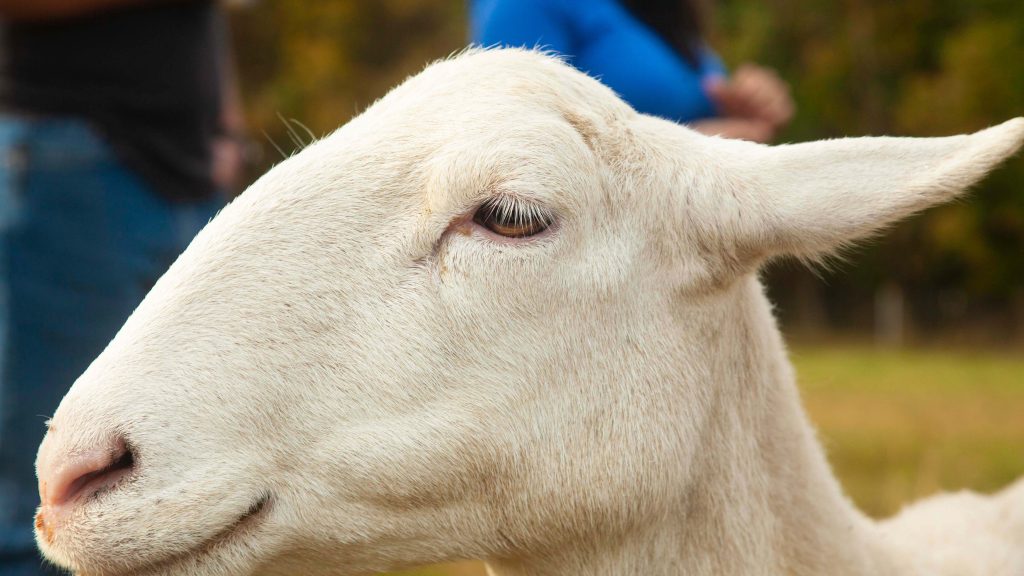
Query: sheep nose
37 432 135 510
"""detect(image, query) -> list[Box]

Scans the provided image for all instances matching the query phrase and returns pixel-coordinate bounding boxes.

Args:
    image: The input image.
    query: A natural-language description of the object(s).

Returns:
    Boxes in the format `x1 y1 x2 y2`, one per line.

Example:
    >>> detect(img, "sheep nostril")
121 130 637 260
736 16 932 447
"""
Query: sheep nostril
63 447 134 503
38 436 136 508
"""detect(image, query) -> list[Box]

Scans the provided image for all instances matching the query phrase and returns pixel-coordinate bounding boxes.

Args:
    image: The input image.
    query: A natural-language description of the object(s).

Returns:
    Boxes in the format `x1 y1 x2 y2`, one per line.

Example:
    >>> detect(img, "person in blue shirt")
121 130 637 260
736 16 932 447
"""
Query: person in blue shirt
471 0 793 143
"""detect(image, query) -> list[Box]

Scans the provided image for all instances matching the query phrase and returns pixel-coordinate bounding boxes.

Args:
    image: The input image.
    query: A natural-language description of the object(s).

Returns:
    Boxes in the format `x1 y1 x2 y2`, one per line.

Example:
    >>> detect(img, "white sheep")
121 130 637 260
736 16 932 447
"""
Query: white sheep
32 49 1024 576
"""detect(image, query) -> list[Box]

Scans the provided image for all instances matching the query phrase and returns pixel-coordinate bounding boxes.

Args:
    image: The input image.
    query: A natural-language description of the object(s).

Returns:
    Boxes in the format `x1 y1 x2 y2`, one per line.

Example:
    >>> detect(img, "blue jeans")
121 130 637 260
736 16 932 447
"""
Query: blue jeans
0 117 223 575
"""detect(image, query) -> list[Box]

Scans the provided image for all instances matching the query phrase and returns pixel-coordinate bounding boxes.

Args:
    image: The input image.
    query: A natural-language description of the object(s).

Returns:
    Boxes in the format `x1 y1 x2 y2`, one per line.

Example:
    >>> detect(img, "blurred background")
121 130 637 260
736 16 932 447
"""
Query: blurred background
225 2 1023 575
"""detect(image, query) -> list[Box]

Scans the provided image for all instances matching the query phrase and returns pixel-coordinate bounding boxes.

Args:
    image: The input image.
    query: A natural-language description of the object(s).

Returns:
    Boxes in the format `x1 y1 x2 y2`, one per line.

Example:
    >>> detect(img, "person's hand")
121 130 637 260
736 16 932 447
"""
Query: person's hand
688 118 775 143
697 64 795 143
212 135 246 191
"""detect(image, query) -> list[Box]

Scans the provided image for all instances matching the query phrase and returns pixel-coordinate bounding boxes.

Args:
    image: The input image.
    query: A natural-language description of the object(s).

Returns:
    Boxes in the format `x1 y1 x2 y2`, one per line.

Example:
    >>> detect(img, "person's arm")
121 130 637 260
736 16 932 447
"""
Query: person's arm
211 6 247 191
689 117 775 142
0 0 165 21
471 0 573 56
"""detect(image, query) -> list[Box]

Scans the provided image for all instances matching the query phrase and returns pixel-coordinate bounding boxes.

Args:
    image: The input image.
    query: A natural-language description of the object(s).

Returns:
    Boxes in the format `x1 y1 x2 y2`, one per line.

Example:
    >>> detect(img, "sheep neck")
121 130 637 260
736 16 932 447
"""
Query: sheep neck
486 277 900 576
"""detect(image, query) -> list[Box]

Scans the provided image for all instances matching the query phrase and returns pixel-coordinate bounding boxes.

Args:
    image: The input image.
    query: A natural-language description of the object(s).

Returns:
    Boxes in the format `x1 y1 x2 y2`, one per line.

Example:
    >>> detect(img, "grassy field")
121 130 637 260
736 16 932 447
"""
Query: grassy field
393 345 1024 576
795 345 1024 516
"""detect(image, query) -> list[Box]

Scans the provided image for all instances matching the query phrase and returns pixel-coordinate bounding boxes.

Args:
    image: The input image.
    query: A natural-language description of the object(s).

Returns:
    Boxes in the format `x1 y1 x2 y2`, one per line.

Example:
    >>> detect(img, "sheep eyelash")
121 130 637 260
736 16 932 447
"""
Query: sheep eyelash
476 195 555 230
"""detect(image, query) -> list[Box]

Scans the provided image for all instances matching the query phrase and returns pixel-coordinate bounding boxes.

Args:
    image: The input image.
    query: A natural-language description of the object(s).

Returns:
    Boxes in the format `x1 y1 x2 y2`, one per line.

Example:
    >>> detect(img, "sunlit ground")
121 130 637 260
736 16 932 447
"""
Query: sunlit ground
392 345 1024 576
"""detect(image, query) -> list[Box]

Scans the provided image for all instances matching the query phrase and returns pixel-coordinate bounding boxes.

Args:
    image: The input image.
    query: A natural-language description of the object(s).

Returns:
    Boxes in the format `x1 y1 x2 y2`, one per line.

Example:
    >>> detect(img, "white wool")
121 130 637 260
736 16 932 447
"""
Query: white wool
36 49 1024 576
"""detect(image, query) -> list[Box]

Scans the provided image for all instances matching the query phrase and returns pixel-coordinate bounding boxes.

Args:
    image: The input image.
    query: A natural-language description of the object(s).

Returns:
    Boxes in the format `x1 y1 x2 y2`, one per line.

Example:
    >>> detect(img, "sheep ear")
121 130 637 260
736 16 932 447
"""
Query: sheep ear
726 118 1024 262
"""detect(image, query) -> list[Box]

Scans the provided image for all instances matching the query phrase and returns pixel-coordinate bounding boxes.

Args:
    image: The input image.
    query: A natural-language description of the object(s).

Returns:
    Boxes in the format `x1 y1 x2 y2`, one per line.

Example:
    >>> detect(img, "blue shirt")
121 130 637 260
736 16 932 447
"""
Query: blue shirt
471 0 726 122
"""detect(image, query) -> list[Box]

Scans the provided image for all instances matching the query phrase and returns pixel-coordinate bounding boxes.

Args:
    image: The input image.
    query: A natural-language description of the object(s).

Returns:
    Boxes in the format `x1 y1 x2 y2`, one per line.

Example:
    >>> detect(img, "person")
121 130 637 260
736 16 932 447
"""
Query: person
0 1 244 573
471 0 794 143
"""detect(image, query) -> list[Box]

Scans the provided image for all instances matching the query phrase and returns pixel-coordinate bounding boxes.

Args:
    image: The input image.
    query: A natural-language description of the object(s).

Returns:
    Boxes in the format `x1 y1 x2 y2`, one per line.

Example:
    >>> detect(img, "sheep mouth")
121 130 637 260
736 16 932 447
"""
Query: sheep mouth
123 492 273 575
212 492 272 541
189 492 272 552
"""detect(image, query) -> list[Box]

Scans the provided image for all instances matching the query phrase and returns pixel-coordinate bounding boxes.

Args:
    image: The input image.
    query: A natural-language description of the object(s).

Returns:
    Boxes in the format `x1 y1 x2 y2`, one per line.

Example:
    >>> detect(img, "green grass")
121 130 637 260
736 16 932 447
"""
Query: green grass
393 345 1024 576
793 345 1024 518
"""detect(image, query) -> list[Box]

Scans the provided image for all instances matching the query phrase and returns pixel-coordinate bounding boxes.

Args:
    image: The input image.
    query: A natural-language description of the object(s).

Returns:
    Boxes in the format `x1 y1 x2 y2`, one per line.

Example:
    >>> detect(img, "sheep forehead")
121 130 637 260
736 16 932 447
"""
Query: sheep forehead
395 48 625 118
247 50 627 227
382 51 627 147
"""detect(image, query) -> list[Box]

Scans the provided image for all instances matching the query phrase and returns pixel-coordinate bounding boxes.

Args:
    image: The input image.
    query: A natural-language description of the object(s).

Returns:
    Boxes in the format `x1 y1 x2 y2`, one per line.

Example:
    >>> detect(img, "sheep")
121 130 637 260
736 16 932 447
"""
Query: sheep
32 49 1024 576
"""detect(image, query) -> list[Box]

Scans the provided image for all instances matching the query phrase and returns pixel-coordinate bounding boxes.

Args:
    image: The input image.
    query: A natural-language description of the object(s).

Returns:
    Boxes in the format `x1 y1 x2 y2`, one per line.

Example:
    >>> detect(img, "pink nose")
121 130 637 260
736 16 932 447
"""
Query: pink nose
37 432 135 509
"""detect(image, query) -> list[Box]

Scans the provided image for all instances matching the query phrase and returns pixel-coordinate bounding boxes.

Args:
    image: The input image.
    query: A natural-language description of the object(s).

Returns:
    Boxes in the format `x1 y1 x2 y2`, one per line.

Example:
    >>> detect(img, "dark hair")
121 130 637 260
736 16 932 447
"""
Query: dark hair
620 0 706 68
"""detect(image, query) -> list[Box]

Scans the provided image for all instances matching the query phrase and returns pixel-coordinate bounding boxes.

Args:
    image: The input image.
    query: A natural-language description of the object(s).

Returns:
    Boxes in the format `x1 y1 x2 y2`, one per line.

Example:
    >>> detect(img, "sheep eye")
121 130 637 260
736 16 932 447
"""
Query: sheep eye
472 196 553 238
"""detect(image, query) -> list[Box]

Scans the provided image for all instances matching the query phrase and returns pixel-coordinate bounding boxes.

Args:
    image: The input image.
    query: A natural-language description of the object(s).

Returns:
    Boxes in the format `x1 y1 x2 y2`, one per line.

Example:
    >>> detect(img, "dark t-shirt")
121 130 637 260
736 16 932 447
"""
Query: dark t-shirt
0 0 224 201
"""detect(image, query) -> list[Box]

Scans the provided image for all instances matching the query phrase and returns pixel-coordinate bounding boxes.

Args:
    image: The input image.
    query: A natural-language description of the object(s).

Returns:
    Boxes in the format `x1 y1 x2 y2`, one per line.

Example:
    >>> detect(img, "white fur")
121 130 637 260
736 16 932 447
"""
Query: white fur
34 49 1024 576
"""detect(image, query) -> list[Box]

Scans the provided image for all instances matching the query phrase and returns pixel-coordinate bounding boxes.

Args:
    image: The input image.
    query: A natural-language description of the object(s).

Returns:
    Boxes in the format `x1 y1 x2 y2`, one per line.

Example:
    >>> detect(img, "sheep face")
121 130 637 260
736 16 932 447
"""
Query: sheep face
33 49 1023 576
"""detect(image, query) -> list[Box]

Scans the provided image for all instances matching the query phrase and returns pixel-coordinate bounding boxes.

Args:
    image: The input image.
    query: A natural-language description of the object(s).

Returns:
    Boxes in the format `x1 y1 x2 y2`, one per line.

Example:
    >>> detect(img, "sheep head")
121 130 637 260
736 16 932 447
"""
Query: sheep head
34 49 1024 576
